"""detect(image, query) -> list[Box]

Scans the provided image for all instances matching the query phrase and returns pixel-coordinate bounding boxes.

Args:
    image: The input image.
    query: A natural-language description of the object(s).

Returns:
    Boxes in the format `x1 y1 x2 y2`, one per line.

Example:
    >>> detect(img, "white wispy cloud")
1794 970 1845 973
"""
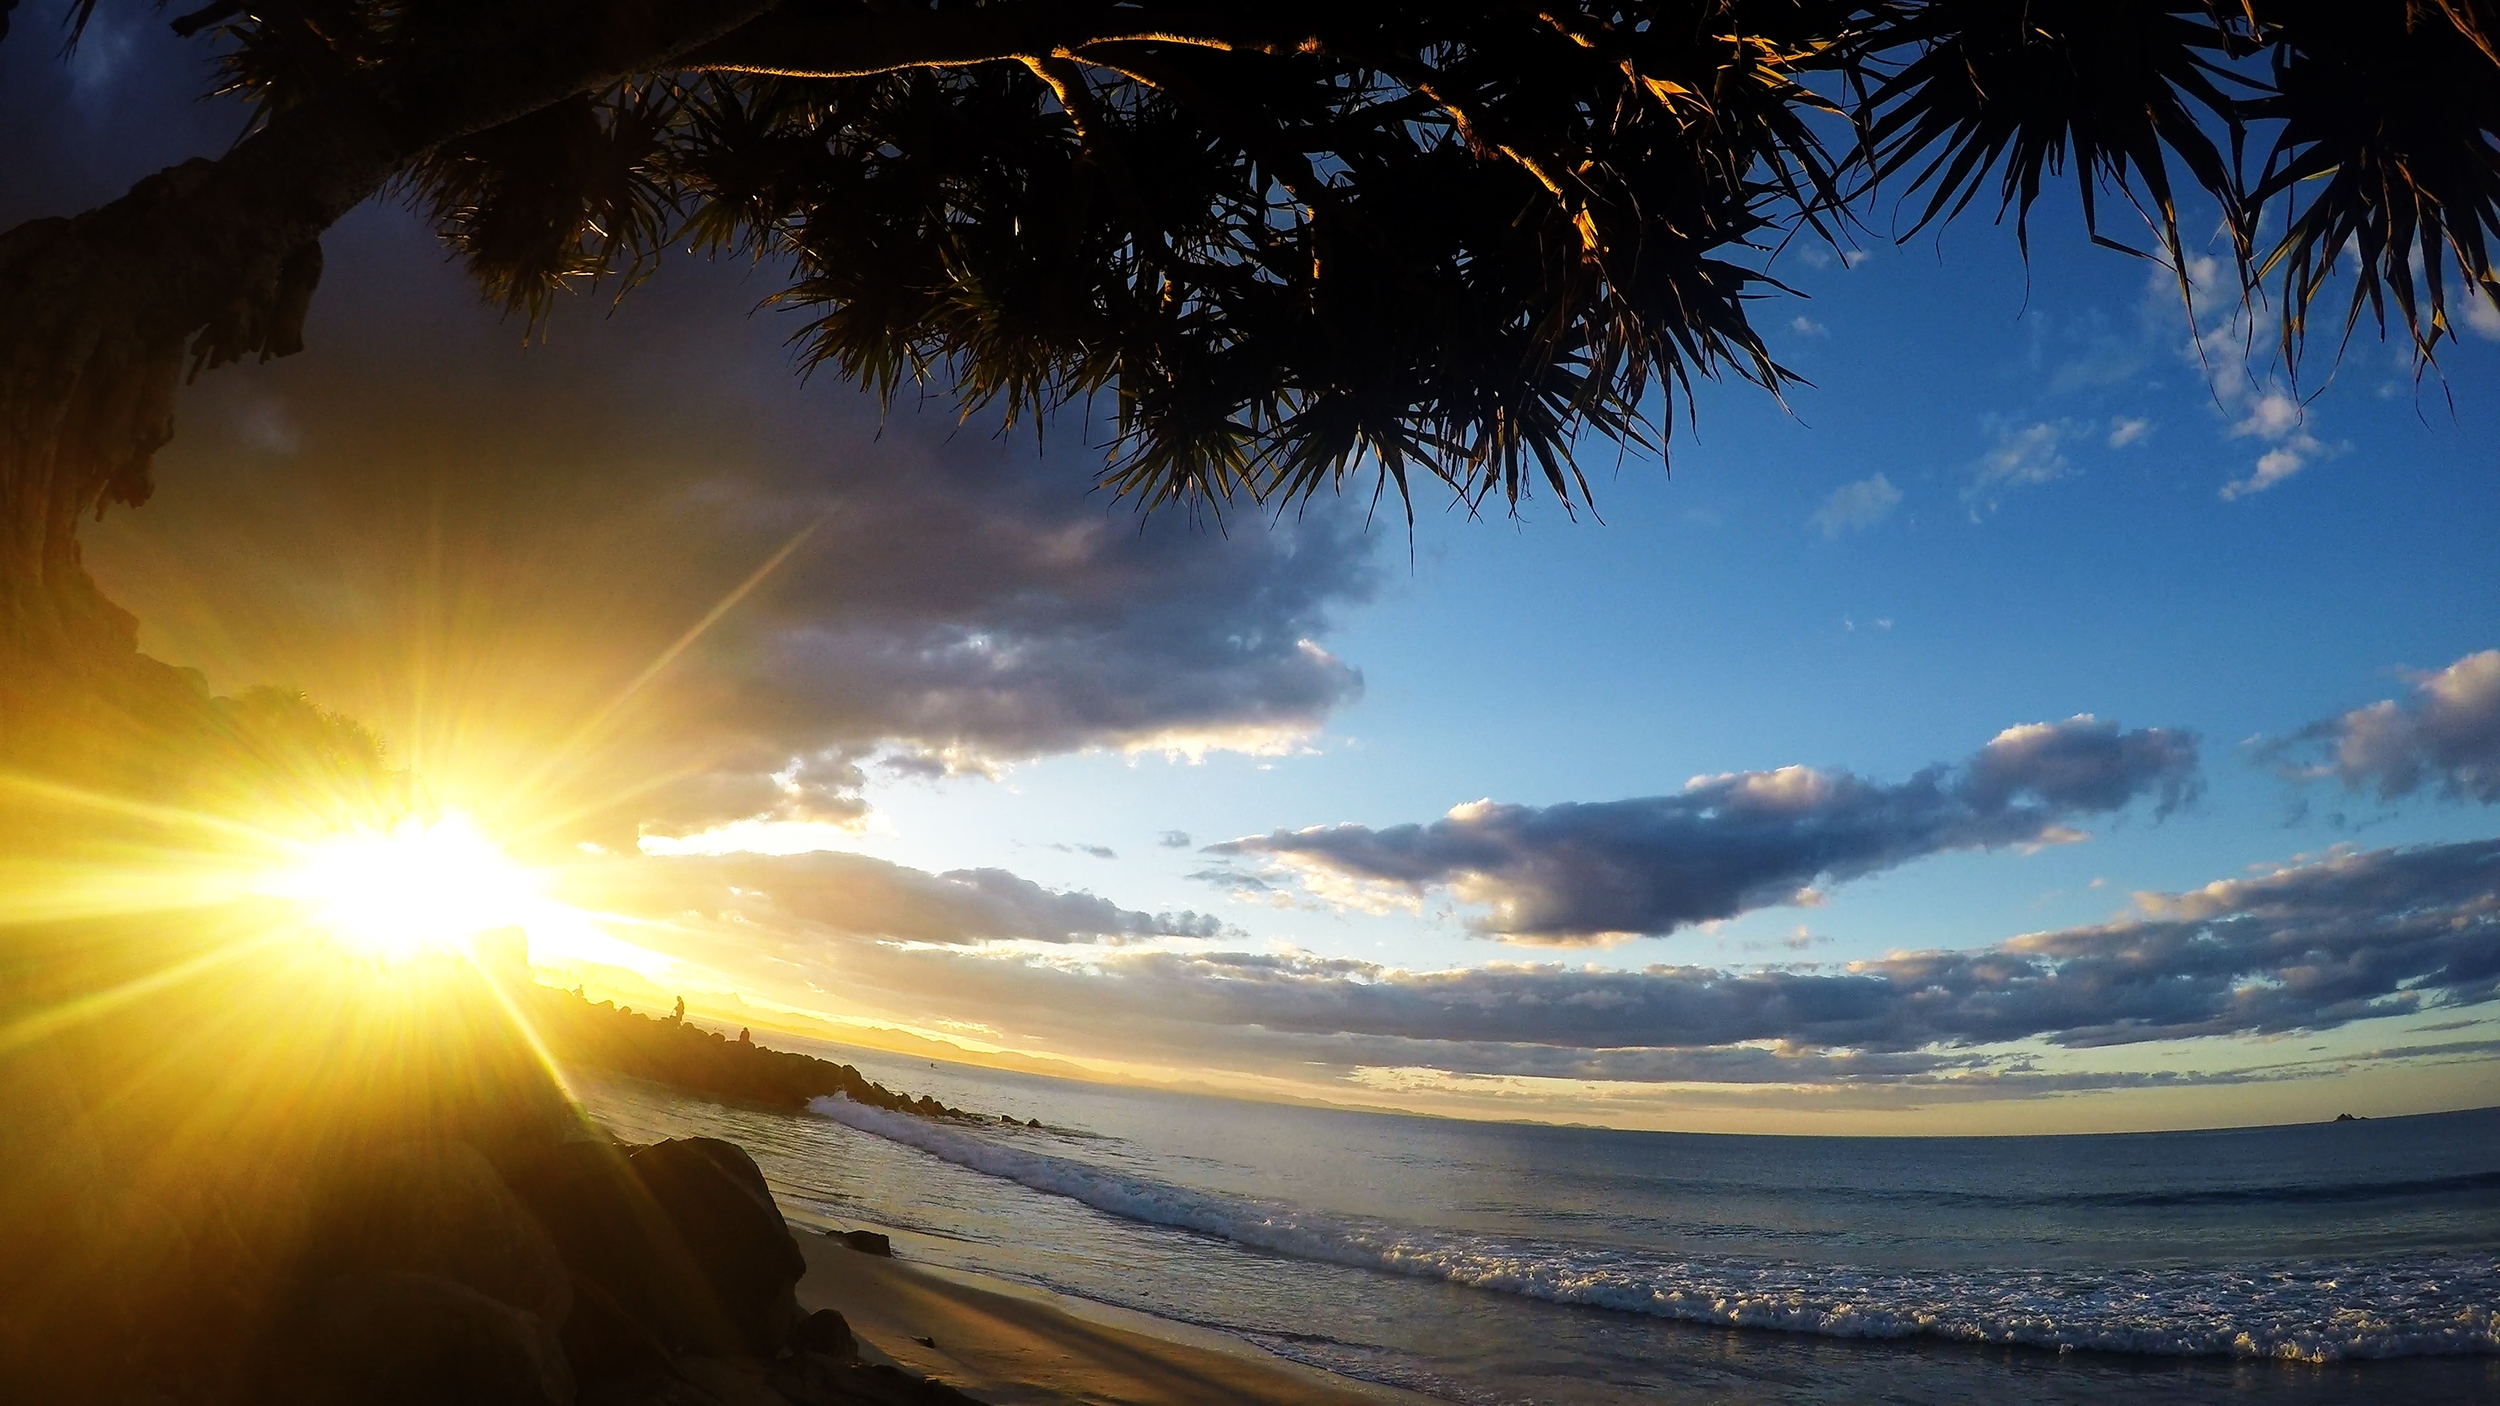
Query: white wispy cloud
2155 254 2339 500
2461 283 2500 341
2220 389 2325 499
1967 420 2071 511
1810 474 1901 537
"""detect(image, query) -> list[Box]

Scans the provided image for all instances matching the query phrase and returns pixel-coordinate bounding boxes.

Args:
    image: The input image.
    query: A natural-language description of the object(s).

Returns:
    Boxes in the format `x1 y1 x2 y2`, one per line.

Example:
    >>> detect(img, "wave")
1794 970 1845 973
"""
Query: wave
2059 1169 2500 1208
807 1097 2500 1363
1594 1168 2500 1215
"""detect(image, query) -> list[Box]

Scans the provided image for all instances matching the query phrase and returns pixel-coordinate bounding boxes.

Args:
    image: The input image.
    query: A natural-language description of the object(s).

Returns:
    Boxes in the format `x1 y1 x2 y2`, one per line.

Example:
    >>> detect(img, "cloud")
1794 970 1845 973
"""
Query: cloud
1209 717 2199 942
574 849 1230 947
2220 390 2325 499
1809 474 1901 538
1966 421 2070 509
2106 417 2152 448
1055 843 1118 860
1790 315 1830 338
2462 283 2500 341
1186 865 1279 895
1138 839 2500 1048
691 840 2500 1091
2044 311 2147 393
1157 830 1193 849
71 206 1376 846
2271 649 2500 804
2149 254 2338 500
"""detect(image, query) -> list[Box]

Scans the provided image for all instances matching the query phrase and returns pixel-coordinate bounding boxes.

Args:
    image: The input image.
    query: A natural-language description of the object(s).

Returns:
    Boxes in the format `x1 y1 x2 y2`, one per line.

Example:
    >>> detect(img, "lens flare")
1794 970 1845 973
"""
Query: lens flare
277 814 536 961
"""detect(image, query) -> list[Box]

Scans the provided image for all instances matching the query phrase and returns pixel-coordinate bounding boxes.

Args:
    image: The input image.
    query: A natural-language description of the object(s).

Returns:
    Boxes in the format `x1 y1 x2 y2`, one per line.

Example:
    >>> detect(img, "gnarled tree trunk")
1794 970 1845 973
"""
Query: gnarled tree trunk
0 0 779 768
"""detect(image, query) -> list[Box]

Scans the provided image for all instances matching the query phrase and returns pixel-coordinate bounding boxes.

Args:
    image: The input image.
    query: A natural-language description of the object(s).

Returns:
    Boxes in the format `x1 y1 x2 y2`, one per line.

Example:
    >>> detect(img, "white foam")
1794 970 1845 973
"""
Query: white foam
809 1097 2500 1362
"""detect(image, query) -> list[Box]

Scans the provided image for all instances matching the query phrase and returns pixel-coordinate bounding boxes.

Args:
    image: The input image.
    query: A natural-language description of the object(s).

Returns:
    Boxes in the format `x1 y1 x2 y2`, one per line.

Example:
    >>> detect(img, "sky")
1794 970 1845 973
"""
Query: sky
14 12 2500 1134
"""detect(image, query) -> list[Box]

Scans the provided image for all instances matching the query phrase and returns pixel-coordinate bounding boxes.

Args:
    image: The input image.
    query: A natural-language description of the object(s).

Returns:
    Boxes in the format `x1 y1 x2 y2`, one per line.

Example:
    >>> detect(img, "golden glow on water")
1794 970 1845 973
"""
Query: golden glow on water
269 814 535 962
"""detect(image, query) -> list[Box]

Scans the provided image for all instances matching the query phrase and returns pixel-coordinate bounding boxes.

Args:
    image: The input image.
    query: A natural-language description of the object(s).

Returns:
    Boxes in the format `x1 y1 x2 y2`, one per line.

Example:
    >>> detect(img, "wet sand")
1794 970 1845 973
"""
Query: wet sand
793 1230 1433 1405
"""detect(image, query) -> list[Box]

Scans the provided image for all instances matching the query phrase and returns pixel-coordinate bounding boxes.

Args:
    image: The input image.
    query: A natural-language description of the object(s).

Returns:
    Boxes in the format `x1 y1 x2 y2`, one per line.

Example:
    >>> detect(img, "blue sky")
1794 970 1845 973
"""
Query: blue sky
839 213 2500 960
14 12 2500 1132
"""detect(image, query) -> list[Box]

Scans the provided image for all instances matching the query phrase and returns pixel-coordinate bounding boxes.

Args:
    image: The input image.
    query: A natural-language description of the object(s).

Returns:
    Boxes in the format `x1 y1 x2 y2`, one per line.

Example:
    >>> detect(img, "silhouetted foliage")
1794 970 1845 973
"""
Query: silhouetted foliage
10 2 2497 521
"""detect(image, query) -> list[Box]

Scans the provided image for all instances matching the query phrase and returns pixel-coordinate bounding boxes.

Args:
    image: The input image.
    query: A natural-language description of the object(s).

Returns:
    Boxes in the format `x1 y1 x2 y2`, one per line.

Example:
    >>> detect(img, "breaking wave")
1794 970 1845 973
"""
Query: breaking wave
808 1096 2500 1363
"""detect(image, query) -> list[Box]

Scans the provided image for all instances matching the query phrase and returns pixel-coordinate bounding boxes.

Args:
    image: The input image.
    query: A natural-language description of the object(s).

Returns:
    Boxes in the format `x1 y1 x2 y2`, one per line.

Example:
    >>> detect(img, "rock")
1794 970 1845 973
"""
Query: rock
0 1041 145 1393
556 1270 678 1386
305 1140 573 1326
767 1351 851 1406
575 1373 714 1406
626 1138 807 1352
275 1270 573 1406
767 1356 993 1406
674 1355 788 1406
789 1309 855 1360
503 1137 805 1369
828 1229 892 1258
839 1362 989 1405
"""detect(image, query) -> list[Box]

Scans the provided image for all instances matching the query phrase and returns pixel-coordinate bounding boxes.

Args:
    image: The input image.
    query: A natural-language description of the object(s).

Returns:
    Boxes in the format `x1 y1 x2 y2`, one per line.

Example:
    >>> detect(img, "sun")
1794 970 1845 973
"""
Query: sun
278 814 538 962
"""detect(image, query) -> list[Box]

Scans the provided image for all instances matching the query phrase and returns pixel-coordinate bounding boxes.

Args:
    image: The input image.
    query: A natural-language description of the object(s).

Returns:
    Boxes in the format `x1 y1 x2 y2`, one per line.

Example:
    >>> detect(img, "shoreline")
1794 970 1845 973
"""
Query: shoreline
786 1216 1441 1406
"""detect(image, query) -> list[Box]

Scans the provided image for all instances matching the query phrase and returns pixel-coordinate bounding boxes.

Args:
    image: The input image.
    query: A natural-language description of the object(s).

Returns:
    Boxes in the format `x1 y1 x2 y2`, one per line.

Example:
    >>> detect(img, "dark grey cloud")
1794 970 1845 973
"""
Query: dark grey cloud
1210 716 2199 941
781 839 2499 1080
571 850 1229 948
2272 649 2500 805
1187 865 1279 895
13 30 1376 843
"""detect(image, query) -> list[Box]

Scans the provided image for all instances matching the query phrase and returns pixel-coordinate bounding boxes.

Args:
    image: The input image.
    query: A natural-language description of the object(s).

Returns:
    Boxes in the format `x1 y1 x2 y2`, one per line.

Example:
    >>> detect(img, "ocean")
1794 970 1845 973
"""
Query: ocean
575 1049 2500 1405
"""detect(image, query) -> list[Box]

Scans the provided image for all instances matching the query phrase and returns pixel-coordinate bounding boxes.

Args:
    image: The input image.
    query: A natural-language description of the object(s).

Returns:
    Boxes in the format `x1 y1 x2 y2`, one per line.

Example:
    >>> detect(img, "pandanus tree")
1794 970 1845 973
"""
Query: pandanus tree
1 0 2494 747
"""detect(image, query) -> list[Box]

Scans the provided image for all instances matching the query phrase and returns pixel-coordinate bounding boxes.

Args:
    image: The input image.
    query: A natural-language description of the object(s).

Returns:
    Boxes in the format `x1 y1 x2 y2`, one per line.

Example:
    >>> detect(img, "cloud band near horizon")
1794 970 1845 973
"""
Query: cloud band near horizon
574 838 2500 1091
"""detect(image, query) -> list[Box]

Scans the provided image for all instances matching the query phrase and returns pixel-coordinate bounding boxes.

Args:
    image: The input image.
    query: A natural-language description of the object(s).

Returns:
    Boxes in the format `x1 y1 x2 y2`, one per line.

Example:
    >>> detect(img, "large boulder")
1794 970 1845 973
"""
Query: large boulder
626 1139 806 1351
275 1269 574 1406
303 1140 573 1326
503 1137 805 1371
0 1039 150 1393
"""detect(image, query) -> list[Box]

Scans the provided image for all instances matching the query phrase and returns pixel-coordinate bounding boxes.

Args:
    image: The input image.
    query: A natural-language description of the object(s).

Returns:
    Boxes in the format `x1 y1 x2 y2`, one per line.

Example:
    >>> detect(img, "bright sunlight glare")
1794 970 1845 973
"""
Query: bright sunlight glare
278 814 537 961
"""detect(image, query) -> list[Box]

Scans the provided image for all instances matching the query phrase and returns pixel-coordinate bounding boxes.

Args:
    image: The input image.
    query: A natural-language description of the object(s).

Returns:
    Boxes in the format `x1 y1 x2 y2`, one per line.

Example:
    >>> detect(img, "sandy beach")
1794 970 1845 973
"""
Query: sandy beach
792 1228 1428 1406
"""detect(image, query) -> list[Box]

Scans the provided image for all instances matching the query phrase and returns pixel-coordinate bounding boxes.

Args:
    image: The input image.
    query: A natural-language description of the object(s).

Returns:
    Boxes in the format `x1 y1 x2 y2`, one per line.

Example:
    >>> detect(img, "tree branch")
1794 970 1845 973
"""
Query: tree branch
0 0 785 667
682 1 1300 78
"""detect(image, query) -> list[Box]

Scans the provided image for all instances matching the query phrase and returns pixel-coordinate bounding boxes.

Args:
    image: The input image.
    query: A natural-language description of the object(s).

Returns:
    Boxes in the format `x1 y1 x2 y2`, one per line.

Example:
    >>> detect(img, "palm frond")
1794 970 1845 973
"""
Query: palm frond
2246 0 2500 361
1864 0 2249 277
410 83 682 326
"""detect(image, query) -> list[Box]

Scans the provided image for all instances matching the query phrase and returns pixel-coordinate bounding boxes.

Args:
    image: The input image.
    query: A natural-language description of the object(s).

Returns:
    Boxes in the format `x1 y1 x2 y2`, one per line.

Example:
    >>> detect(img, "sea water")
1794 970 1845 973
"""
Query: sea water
575 1049 2500 1405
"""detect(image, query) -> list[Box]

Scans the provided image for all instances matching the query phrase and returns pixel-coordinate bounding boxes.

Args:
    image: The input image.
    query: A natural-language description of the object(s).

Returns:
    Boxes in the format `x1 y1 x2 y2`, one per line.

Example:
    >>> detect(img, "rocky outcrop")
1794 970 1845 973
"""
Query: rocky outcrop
302 1140 575 1329
0 1038 984 1406
277 1269 577 1406
527 989 982 1121
505 1137 807 1368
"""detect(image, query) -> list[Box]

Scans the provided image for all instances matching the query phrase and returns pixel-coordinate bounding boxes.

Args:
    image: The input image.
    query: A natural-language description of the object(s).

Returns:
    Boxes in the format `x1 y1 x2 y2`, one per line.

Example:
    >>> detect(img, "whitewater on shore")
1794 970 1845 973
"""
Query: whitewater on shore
578 1054 2500 1405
